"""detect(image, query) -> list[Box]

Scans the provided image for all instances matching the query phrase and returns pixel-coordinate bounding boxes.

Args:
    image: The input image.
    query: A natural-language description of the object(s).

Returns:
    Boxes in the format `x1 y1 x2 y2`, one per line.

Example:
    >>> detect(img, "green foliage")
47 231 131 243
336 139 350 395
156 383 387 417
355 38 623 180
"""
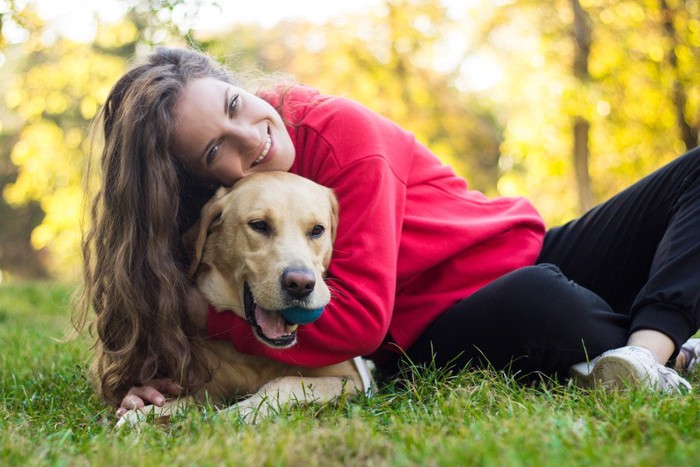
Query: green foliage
2 38 127 276
202 1 504 193
486 0 699 224
0 1 201 279
1 281 699 465
0 0 698 277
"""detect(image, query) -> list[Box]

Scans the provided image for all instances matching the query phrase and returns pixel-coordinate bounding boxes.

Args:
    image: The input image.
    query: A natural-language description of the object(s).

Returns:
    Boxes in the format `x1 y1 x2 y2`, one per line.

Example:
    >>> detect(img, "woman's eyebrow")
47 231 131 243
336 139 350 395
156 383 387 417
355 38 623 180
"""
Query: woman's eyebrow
223 87 230 116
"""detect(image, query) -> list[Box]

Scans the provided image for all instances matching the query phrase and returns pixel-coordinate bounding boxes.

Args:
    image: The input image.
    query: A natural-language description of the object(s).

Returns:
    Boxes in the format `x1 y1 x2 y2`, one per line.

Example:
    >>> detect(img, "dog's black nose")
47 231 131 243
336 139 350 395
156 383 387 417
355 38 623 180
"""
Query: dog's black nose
281 267 316 299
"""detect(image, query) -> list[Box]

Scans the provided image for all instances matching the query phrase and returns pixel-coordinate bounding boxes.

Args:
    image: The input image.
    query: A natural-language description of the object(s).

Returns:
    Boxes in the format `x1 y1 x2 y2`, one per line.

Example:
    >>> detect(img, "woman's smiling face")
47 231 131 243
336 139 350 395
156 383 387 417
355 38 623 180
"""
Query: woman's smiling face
173 77 295 186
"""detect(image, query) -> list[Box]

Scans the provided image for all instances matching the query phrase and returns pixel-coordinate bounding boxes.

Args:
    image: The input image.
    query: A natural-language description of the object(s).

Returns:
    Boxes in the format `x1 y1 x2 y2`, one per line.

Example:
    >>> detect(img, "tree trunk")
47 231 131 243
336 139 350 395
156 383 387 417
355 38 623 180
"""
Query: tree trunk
659 0 698 151
571 0 594 213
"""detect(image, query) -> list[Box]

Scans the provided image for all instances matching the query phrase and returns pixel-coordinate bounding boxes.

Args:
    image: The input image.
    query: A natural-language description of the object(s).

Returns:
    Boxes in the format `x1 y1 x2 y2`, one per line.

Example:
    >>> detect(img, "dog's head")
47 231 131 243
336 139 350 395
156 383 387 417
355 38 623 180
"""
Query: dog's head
186 171 338 349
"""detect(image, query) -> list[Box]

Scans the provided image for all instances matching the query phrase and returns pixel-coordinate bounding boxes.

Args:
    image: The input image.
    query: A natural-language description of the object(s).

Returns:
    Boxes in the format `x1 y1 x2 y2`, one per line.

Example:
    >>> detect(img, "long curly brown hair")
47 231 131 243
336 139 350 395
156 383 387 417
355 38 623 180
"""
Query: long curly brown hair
76 47 251 406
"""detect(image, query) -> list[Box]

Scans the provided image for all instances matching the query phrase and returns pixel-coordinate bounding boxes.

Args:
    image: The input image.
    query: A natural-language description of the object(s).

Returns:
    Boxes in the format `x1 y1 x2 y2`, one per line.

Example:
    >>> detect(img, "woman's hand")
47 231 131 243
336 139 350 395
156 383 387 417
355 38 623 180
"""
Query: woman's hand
115 378 182 418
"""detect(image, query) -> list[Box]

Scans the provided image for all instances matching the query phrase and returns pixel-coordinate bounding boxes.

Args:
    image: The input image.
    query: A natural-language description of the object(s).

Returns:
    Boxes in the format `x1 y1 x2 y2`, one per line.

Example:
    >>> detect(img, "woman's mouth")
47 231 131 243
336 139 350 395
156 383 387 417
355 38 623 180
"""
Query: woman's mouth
251 130 272 168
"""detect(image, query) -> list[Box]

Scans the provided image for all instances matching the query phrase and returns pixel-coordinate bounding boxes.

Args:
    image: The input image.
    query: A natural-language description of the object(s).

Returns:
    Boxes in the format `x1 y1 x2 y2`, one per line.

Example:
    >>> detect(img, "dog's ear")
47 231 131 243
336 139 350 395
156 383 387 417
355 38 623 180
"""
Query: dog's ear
322 188 339 269
328 188 339 243
185 196 225 277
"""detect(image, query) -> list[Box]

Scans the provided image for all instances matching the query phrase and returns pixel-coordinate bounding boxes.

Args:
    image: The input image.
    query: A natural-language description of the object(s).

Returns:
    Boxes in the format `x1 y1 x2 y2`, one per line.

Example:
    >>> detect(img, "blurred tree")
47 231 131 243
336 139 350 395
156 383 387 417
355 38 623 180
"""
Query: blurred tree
1 0 213 278
659 0 698 150
483 0 699 224
126 0 216 47
0 1 49 278
3 31 131 276
202 0 503 194
2 0 698 277
0 0 42 48
570 0 594 213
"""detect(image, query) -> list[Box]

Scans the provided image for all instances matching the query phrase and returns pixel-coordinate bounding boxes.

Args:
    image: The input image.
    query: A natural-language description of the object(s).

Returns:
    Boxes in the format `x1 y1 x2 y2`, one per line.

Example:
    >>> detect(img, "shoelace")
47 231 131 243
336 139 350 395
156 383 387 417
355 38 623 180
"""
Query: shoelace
657 365 692 394
679 342 699 372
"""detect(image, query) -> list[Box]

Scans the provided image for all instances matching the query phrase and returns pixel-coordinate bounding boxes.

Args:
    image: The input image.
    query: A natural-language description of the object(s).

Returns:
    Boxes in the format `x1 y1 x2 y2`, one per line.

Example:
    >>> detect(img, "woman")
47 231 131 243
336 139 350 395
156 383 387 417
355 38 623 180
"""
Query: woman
77 47 699 417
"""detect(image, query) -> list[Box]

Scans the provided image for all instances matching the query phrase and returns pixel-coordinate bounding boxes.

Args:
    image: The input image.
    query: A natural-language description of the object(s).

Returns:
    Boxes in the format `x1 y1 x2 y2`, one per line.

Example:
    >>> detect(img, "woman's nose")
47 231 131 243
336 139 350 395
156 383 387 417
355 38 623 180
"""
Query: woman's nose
226 123 260 149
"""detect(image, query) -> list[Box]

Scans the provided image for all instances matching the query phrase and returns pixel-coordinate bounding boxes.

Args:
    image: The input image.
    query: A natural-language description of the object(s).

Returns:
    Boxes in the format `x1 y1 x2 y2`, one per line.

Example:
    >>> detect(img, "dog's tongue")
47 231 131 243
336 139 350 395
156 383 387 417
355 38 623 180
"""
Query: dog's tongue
254 305 295 339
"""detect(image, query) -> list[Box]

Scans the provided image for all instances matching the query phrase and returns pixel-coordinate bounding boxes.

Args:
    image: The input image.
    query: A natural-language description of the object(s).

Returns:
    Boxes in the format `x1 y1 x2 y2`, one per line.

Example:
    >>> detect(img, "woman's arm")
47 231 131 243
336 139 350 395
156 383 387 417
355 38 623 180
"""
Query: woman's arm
208 92 415 366
208 155 404 365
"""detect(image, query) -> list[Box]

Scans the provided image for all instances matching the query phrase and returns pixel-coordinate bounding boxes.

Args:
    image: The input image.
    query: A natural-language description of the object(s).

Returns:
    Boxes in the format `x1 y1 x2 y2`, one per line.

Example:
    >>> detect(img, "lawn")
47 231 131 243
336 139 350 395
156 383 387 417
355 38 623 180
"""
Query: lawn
1 281 698 466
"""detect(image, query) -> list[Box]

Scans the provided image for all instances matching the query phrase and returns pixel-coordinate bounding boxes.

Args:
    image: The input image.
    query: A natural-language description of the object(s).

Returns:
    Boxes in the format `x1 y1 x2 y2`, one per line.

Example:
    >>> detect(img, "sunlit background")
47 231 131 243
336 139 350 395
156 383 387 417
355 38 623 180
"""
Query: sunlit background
0 0 698 280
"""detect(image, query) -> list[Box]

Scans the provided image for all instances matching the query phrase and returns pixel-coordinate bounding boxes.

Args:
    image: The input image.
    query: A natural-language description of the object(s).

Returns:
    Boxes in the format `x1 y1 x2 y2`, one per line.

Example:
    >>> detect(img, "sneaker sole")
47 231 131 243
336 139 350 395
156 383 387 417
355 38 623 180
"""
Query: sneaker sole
592 355 648 390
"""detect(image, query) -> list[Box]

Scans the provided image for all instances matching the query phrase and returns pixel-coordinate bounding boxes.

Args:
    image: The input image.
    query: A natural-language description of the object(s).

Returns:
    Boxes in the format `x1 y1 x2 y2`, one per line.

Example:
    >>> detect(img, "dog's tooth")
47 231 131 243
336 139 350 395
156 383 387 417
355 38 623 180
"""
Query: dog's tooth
287 324 298 332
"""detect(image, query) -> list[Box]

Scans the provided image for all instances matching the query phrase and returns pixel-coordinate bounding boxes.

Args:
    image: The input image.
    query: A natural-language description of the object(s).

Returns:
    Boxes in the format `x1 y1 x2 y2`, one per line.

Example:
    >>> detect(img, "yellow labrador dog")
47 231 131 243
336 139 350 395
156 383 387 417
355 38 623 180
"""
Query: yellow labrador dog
118 172 373 427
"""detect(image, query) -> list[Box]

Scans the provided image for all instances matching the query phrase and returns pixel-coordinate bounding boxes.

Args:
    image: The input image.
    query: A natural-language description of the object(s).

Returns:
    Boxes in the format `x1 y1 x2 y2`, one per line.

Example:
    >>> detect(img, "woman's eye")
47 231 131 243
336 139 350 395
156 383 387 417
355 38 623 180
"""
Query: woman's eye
228 94 239 116
206 143 220 165
310 225 325 238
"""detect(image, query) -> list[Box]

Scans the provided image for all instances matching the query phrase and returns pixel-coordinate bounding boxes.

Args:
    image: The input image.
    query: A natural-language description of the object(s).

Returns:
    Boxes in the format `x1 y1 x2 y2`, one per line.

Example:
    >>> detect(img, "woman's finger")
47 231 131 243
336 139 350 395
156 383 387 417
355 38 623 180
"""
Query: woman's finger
118 392 146 414
149 378 183 396
128 386 166 406
116 379 183 418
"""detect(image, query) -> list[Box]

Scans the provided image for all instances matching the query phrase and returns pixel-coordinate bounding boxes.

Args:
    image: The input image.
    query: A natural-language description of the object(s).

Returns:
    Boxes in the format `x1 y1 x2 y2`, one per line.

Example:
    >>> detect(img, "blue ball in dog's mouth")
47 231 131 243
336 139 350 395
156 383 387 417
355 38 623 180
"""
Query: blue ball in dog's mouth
281 306 324 324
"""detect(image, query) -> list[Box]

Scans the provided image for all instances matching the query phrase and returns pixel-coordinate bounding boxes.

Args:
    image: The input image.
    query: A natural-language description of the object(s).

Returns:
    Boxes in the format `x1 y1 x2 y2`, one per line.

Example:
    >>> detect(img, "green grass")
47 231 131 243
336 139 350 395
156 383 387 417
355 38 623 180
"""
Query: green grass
1 281 699 466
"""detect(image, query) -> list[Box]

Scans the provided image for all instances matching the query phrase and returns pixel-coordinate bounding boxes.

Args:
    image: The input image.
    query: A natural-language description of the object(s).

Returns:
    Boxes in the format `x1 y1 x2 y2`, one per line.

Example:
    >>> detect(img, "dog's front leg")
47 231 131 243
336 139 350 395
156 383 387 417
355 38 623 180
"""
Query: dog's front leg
217 376 356 424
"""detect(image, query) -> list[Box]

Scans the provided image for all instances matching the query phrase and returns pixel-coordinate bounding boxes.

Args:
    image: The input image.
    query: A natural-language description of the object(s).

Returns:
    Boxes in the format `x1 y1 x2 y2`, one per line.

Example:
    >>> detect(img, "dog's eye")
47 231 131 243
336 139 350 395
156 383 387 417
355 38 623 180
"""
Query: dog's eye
309 224 325 238
249 220 270 234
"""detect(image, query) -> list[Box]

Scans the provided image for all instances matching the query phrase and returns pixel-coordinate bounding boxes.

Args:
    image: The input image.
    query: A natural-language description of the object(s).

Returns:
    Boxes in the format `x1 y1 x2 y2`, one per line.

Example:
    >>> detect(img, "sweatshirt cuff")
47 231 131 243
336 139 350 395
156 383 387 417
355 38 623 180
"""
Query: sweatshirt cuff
631 303 696 357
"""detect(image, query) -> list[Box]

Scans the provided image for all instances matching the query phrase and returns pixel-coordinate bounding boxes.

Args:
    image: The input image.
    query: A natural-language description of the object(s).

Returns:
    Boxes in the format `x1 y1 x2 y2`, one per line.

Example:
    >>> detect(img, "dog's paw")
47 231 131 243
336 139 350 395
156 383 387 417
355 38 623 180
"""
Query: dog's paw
115 407 152 429
114 404 177 429
216 399 272 425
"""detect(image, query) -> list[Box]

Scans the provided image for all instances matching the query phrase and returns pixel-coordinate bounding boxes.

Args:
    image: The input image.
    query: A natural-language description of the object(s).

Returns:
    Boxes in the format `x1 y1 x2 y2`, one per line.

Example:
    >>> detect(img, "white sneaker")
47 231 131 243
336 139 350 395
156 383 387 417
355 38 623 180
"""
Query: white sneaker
678 338 700 373
569 346 692 394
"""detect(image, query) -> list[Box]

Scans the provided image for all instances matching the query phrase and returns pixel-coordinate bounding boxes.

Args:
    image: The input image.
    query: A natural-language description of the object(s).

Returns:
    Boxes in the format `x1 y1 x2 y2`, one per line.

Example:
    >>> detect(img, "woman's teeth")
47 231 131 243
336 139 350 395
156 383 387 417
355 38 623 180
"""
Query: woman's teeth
254 134 271 165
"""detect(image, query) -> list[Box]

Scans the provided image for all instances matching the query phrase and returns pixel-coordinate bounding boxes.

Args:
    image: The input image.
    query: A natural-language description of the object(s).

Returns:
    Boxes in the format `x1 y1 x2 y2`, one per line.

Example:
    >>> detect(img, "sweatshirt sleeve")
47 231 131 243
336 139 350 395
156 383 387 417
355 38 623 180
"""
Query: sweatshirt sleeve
207 98 406 367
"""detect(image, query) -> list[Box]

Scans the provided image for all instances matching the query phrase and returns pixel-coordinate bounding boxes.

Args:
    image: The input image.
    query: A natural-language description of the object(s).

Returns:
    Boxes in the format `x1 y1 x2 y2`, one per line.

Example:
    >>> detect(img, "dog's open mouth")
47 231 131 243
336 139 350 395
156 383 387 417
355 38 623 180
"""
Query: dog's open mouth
244 283 298 348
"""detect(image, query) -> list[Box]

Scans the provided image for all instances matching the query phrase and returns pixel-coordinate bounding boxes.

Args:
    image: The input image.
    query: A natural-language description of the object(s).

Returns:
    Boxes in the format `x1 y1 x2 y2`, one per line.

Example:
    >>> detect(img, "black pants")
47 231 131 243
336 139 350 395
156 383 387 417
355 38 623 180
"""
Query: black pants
399 147 700 381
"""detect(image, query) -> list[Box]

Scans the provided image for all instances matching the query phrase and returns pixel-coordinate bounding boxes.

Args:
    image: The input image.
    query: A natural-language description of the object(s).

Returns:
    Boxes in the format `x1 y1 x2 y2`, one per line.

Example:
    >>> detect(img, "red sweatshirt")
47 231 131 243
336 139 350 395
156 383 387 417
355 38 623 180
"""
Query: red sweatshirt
207 86 545 366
